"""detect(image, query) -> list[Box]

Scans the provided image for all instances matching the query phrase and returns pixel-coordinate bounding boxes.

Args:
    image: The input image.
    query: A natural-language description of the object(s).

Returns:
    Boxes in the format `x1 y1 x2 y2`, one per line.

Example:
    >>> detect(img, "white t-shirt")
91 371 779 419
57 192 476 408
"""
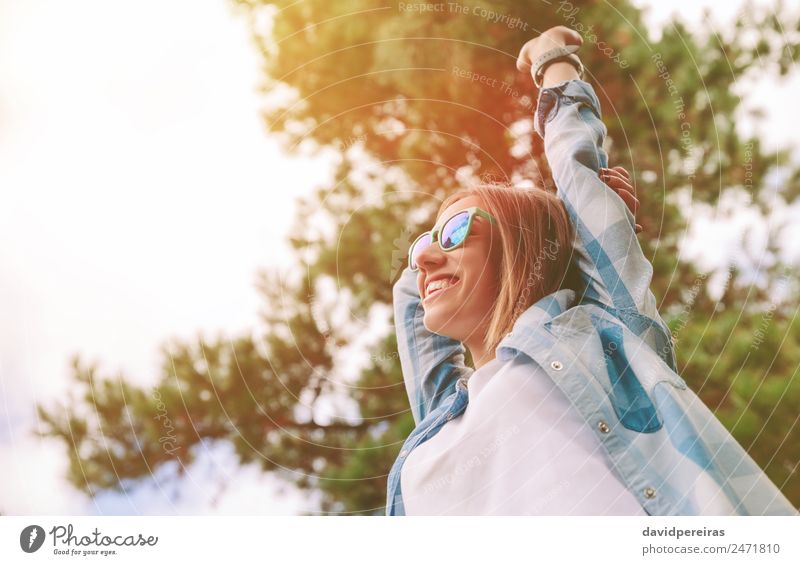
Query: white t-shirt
400 354 648 515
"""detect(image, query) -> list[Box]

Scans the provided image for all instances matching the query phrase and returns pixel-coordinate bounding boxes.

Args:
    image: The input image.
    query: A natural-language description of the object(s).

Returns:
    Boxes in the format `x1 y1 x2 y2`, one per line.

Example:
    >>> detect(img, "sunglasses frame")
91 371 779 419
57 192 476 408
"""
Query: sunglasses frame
408 206 497 272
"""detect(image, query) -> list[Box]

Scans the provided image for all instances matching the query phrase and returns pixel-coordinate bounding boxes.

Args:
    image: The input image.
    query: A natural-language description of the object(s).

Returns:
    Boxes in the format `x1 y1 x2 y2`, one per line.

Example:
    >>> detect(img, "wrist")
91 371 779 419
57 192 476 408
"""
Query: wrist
541 58 581 89
531 44 583 88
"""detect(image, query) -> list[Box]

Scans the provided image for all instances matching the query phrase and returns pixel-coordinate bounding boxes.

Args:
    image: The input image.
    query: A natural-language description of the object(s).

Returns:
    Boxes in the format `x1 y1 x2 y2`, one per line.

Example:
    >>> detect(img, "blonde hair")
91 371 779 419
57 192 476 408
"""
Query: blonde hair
437 183 579 355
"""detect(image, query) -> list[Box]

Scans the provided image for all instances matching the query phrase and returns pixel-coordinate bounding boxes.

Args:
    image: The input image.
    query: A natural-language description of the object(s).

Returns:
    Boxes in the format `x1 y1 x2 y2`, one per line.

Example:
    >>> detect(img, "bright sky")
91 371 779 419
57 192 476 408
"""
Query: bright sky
0 0 335 515
0 0 797 515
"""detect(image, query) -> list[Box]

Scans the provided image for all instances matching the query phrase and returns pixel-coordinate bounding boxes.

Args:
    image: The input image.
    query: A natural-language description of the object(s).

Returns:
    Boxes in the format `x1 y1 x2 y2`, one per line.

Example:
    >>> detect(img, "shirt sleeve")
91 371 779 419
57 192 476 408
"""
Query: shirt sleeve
393 265 473 426
535 79 677 371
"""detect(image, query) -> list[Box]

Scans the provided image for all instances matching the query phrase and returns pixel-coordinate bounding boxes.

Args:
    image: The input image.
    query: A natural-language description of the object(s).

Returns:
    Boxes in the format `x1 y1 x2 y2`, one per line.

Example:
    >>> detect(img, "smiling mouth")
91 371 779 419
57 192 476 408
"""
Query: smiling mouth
423 278 461 302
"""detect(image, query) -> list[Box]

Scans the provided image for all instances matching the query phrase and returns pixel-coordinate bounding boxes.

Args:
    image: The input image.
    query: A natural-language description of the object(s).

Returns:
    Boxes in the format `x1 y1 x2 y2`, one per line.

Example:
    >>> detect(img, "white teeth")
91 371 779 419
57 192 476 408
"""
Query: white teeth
426 278 458 297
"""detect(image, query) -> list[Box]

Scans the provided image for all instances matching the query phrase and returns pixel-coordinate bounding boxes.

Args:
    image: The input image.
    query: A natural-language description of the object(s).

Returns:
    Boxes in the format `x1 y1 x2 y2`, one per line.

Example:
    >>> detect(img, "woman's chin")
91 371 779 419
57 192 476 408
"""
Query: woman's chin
423 311 449 336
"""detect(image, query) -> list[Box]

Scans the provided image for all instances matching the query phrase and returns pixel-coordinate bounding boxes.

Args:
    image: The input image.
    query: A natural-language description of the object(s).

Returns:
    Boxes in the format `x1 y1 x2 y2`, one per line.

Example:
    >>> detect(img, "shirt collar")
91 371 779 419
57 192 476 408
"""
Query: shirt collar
496 288 577 361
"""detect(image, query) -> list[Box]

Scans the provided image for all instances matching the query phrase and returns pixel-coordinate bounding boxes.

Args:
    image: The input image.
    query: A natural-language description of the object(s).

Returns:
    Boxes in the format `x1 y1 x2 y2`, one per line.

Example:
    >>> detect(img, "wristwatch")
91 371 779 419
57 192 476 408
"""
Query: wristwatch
531 44 584 88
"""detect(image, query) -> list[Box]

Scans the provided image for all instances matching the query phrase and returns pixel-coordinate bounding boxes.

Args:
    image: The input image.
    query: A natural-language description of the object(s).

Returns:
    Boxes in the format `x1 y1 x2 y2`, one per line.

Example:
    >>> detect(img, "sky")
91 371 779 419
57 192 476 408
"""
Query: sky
0 0 797 515
0 0 335 515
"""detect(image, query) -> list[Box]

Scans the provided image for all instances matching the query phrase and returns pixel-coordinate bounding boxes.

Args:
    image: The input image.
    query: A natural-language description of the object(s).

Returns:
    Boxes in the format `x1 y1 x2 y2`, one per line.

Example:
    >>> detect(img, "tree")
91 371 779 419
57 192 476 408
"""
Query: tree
37 0 800 513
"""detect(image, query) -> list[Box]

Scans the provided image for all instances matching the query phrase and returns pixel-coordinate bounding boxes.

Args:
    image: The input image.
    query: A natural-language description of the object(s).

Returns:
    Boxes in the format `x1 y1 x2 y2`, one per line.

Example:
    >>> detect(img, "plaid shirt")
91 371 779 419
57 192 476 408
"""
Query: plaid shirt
386 79 797 516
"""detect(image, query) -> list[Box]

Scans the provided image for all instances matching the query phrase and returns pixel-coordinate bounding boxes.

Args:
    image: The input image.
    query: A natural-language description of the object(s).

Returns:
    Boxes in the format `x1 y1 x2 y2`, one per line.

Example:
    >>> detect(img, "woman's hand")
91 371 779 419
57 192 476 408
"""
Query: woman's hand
600 166 643 234
515 26 582 83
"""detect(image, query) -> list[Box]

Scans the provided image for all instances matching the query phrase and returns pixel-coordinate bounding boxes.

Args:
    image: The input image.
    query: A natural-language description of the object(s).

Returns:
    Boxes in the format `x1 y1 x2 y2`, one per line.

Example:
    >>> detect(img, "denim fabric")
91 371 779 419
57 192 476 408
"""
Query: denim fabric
386 80 798 516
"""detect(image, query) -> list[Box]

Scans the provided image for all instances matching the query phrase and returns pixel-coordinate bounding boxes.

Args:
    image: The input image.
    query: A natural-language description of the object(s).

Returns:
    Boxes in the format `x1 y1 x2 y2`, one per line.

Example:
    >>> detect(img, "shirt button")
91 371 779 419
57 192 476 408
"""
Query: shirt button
400 450 408 458
446 412 454 421
550 360 563 371
597 421 611 434
643 487 657 499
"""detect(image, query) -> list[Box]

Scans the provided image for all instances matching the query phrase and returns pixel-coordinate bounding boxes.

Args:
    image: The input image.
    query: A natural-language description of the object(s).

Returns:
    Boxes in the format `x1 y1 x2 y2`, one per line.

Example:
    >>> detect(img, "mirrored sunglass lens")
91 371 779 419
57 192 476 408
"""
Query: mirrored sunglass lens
410 233 432 269
441 212 470 249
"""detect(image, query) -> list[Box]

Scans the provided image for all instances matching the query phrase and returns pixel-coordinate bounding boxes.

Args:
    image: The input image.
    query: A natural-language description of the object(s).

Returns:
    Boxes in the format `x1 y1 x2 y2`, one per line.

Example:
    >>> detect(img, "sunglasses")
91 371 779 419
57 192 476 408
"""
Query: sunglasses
408 206 497 272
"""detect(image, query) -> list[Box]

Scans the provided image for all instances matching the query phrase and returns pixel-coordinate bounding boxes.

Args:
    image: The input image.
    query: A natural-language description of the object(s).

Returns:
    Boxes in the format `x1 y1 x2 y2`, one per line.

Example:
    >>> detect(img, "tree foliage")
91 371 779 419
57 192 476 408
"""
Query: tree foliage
37 0 800 513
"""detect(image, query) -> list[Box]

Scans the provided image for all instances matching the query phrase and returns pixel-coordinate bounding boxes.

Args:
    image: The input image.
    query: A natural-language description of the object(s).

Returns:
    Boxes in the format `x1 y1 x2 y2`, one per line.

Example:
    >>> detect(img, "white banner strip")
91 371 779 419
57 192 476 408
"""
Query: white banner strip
1 516 798 563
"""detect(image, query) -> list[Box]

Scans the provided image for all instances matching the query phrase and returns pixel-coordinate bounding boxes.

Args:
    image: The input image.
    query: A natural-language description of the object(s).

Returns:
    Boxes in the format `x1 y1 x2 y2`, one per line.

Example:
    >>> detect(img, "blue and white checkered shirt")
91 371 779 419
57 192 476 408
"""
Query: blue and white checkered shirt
385 79 797 516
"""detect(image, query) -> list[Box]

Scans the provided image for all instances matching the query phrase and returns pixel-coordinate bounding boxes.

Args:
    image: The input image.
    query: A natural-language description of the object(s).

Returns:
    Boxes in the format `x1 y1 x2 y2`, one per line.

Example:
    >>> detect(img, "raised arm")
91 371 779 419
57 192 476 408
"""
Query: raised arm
517 27 676 370
393 266 473 426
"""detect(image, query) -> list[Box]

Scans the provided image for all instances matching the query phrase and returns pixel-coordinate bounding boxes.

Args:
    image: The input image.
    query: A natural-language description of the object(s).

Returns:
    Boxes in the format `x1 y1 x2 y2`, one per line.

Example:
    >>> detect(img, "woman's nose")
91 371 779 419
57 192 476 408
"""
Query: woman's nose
416 240 445 271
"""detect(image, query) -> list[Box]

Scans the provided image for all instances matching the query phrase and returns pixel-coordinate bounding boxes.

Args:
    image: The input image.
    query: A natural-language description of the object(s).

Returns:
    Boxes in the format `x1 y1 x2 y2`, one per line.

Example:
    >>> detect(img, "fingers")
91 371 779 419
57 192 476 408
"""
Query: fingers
600 166 632 185
612 167 632 185
599 167 641 226
600 167 635 191
516 27 584 74
612 184 640 214
605 167 639 213
554 26 584 47
600 168 636 197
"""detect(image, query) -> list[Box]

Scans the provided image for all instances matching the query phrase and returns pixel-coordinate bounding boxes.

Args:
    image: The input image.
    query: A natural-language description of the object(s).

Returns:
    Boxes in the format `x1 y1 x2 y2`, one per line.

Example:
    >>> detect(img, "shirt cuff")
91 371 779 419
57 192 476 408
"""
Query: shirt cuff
533 79 604 139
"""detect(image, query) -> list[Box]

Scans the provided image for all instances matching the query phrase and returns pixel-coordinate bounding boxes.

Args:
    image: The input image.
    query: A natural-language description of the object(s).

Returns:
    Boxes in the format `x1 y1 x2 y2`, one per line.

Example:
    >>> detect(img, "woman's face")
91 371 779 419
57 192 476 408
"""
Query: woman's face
415 195 500 343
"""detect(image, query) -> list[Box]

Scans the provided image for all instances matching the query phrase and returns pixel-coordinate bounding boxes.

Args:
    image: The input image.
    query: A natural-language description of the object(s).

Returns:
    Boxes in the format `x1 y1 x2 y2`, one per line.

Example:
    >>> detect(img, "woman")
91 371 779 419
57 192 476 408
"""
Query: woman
385 26 797 516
